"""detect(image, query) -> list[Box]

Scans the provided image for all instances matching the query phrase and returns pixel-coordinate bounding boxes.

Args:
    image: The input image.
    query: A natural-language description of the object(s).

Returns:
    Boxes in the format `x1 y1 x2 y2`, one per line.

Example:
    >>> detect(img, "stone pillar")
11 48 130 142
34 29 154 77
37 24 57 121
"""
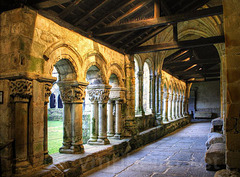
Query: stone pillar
107 100 114 137
10 79 32 171
155 75 159 115
137 71 144 114
43 83 53 164
178 95 182 118
59 81 87 153
88 101 98 142
114 100 122 139
168 93 173 120
162 92 169 122
172 94 176 120
150 75 154 113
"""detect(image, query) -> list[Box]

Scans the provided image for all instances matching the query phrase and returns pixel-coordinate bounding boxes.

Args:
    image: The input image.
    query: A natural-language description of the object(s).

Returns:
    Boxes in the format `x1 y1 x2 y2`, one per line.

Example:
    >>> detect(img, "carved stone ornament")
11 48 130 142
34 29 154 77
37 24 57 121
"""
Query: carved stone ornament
163 92 169 99
60 85 85 103
10 79 33 98
44 83 53 103
88 88 110 103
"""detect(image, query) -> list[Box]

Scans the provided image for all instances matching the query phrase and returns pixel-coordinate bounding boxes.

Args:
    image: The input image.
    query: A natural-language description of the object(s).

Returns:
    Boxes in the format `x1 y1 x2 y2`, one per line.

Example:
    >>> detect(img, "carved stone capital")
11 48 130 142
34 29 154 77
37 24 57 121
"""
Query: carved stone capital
163 92 169 99
87 84 111 103
10 79 33 99
109 87 126 101
44 83 53 103
58 81 88 103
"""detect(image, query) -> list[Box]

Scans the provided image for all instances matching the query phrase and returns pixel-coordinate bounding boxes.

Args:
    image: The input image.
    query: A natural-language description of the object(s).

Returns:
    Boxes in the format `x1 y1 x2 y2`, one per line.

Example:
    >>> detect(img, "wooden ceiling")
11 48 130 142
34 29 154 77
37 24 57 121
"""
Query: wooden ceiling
0 0 224 82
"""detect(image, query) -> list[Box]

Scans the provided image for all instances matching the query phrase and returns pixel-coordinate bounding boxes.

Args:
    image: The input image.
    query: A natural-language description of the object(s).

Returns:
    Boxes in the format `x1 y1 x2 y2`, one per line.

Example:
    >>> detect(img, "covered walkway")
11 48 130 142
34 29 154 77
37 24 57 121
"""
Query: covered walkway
84 121 215 177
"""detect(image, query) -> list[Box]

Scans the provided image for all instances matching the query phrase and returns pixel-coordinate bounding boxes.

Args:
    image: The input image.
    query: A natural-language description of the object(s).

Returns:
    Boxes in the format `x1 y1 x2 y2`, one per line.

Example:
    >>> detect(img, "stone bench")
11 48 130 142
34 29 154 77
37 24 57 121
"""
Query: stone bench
205 143 226 170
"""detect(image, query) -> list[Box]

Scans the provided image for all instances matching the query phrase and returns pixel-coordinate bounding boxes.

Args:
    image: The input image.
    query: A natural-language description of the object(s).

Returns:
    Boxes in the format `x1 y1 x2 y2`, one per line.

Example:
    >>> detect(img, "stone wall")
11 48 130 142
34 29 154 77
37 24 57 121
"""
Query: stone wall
223 0 240 170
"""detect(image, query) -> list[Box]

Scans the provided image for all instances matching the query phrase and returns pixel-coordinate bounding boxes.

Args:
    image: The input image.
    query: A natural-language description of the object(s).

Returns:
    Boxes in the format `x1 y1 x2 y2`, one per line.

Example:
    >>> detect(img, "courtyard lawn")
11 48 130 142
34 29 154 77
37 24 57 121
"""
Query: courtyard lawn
48 120 63 154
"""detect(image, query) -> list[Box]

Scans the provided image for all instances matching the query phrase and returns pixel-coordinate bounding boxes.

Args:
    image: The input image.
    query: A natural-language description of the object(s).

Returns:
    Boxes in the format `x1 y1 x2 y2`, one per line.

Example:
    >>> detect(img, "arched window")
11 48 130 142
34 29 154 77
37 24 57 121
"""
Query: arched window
143 62 151 114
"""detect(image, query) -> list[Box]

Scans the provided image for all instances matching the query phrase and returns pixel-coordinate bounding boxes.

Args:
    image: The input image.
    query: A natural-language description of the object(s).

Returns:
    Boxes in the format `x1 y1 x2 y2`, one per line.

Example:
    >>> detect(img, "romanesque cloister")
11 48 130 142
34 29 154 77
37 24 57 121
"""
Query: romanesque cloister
0 0 240 176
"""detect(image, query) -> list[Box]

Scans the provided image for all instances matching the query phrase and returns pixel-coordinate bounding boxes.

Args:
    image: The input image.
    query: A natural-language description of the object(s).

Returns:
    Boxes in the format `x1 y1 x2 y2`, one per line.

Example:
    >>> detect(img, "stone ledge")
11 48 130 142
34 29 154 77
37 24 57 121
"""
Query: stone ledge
24 117 190 177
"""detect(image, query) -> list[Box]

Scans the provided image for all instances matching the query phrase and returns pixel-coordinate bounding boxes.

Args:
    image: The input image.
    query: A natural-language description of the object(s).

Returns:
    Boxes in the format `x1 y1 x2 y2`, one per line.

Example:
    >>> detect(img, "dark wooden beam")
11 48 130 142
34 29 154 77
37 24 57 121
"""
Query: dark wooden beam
74 0 112 26
86 0 136 31
108 0 152 26
154 0 160 18
173 23 178 42
58 0 83 19
128 36 225 54
163 58 220 67
95 5 223 36
35 0 72 9
187 78 220 83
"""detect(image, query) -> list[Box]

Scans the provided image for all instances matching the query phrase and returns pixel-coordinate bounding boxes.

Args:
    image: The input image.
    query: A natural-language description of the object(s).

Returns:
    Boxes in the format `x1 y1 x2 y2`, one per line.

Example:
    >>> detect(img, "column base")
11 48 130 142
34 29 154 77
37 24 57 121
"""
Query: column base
59 144 84 154
88 138 110 145
44 153 53 164
14 160 31 174
114 134 121 140
107 133 115 137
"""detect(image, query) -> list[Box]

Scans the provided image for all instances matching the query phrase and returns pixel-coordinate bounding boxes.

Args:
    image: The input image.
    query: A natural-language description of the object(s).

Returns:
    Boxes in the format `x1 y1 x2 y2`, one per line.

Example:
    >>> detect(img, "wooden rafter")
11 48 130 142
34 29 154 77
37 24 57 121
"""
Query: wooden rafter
35 0 72 9
163 58 220 67
95 5 223 36
74 0 112 26
58 0 83 19
128 36 225 54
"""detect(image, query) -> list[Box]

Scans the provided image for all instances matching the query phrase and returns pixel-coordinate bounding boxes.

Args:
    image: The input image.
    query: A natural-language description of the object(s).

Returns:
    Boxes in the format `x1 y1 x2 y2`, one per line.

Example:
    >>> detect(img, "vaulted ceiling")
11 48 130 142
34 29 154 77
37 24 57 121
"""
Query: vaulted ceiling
0 0 224 82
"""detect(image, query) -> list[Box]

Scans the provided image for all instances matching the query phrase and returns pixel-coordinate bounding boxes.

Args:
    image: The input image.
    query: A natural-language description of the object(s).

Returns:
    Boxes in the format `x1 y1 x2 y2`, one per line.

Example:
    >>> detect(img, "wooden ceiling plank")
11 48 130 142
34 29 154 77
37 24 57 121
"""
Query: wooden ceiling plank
74 0 112 26
108 0 152 26
164 58 220 67
35 0 72 9
58 0 83 19
128 35 225 54
86 0 136 31
95 5 223 36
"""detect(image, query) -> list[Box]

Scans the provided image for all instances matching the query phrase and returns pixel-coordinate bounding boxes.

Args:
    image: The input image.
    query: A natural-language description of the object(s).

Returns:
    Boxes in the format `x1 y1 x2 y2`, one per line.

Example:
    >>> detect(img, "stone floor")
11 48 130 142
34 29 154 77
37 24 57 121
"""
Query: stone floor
83 121 216 177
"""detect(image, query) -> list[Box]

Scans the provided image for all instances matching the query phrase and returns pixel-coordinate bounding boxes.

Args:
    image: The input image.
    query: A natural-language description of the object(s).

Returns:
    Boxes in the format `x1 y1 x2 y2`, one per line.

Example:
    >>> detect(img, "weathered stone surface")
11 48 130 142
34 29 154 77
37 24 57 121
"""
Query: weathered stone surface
214 169 240 177
205 143 225 166
206 133 225 149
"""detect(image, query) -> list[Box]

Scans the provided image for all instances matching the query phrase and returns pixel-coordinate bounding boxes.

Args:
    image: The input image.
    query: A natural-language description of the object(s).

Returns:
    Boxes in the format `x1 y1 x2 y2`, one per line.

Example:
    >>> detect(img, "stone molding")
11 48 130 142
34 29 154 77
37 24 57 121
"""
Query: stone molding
10 79 33 98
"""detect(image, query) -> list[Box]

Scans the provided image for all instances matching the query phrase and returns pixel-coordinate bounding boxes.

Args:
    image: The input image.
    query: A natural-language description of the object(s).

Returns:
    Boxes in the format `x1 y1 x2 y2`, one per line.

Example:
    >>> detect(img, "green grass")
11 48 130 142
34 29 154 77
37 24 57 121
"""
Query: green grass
48 120 63 154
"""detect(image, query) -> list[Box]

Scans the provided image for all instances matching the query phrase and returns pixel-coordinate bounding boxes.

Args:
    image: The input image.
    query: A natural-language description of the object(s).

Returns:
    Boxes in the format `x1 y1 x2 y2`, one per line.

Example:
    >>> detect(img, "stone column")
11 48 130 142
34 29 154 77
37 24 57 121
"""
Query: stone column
155 75 159 115
59 81 87 153
182 96 185 117
137 71 144 114
10 79 32 170
107 100 114 137
178 95 182 118
150 75 154 113
162 92 169 122
114 100 122 139
175 95 179 119
43 83 53 164
168 93 173 120
172 94 176 120
88 100 98 142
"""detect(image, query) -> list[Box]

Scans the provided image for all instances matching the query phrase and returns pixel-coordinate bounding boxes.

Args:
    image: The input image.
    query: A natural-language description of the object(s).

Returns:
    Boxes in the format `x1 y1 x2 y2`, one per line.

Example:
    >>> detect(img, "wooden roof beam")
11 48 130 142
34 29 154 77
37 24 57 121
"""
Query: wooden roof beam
128 35 225 54
95 5 223 36
35 0 72 9
163 58 220 67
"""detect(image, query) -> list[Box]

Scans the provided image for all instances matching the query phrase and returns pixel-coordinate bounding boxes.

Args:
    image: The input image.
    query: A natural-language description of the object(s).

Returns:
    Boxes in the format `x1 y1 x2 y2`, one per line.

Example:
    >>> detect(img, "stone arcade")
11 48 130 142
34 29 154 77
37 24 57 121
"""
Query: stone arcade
0 0 240 176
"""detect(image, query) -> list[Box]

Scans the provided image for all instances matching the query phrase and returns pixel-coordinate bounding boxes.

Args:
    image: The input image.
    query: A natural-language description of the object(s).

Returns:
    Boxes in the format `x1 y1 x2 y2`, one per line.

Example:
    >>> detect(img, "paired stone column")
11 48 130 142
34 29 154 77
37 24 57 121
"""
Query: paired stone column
181 96 185 117
149 75 154 113
10 79 33 170
87 84 111 145
58 81 88 153
107 100 114 137
162 92 169 122
43 83 53 164
168 93 173 120
178 95 182 118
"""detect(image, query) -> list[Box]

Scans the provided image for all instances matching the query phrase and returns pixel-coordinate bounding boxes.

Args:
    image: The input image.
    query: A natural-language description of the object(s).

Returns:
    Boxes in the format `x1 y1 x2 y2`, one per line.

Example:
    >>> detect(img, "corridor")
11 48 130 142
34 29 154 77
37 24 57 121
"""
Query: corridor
84 121 215 177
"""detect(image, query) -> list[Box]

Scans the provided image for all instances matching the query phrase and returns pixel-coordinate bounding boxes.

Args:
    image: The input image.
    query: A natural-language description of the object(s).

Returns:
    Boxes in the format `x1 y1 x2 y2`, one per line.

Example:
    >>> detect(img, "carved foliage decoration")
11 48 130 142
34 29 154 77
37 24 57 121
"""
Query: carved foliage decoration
88 89 110 103
10 79 33 98
44 83 53 103
60 85 85 103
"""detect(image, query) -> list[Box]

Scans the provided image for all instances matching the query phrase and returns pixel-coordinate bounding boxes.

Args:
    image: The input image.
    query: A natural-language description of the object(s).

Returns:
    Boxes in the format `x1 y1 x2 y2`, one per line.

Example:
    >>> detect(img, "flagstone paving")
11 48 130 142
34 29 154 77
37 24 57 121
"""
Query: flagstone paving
83 121 215 177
